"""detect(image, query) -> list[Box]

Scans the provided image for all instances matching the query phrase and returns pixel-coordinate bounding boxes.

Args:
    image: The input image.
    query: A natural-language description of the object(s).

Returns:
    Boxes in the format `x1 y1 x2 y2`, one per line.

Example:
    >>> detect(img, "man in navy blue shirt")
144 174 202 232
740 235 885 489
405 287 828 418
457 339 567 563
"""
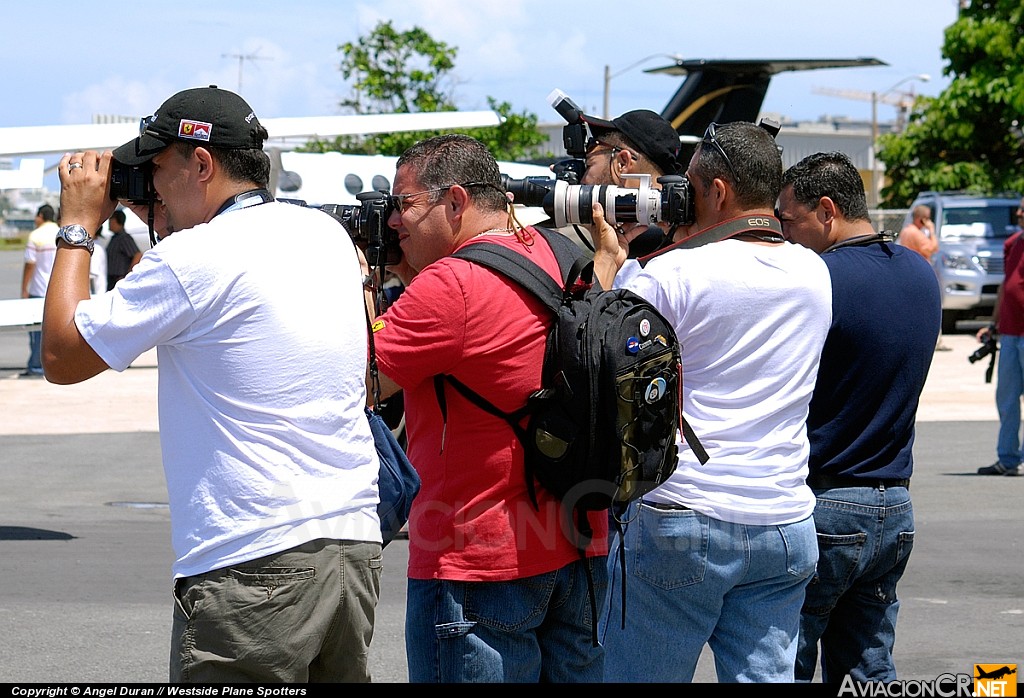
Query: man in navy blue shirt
777 152 941 683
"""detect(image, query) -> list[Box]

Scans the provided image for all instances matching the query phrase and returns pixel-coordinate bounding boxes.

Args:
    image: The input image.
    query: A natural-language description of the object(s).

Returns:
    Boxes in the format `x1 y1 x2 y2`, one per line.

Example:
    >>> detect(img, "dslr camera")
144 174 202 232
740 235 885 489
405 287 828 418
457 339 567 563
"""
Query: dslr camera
501 172 695 229
969 329 999 383
109 160 155 204
304 190 402 267
969 334 998 364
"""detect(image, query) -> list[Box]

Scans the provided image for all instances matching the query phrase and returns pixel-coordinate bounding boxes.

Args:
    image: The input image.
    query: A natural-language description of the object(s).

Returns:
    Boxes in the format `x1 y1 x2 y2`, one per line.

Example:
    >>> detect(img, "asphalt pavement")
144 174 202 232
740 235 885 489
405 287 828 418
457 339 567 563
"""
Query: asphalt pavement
0 248 1019 683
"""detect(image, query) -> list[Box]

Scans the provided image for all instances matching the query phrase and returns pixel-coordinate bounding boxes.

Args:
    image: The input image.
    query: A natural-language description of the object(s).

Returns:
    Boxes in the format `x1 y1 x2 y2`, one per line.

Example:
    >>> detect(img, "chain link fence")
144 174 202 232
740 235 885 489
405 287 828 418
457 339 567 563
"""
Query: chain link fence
870 209 910 236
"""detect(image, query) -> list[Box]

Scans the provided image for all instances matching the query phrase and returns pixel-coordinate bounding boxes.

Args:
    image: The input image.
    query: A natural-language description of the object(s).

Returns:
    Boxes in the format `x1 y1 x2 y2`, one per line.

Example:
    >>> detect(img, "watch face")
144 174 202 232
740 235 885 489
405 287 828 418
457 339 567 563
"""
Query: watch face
61 226 89 244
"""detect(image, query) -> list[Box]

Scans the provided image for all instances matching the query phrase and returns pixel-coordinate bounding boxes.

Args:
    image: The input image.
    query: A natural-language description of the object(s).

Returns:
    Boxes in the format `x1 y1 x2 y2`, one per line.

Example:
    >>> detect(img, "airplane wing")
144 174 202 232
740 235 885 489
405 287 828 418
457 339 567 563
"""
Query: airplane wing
0 298 44 333
263 111 502 145
0 110 503 158
648 57 887 138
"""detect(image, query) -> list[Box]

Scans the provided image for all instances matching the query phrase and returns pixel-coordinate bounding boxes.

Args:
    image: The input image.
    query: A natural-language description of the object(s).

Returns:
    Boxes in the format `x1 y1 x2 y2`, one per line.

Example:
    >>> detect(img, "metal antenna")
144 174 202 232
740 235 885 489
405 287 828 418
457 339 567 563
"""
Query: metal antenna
221 49 271 91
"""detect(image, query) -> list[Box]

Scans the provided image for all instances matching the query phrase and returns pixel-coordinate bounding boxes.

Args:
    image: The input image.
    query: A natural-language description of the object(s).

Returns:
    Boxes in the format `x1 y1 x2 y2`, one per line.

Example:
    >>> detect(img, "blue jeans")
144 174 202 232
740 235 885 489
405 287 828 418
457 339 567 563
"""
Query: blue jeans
796 484 914 683
405 557 607 683
995 334 1024 466
601 503 818 682
27 294 43 375
27 329 42 373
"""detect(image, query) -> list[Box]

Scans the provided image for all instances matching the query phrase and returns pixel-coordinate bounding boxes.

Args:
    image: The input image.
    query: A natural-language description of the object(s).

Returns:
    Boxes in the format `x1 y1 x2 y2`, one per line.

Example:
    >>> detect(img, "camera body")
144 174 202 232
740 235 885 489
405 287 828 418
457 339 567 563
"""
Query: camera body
969 335 998 364
501 172 695 229
547 89 588 184
310 190 402 266
109 160 154 204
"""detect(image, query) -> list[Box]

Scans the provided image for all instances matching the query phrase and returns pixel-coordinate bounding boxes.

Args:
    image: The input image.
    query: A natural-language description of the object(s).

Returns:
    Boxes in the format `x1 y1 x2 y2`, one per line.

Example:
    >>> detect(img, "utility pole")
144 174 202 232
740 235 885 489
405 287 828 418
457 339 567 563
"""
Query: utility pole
222 49 271 92
813 75 930 206
603 54 684 118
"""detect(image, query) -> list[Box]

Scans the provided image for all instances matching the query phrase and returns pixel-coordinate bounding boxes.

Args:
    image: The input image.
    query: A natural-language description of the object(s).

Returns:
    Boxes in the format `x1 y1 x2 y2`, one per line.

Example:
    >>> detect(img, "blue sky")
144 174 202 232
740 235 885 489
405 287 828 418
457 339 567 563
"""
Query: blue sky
3 0 960 131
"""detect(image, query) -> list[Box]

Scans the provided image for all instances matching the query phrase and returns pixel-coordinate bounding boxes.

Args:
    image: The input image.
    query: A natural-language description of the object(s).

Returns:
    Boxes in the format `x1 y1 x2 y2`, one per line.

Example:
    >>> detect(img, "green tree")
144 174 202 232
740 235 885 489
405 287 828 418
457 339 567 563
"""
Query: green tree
303 21 548 162
878 1 1024 206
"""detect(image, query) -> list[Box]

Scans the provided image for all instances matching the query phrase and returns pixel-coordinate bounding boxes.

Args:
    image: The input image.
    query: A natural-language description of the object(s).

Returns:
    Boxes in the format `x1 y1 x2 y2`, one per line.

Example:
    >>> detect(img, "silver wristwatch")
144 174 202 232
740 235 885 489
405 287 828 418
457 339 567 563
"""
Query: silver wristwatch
55 224 95 255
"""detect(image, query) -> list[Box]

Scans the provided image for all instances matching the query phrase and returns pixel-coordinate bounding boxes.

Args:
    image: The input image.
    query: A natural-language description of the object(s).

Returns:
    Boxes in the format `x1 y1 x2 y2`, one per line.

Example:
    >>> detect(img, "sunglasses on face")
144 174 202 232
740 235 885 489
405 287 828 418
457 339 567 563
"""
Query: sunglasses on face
585 138 638 161
389 186 452 214
390 181 505 213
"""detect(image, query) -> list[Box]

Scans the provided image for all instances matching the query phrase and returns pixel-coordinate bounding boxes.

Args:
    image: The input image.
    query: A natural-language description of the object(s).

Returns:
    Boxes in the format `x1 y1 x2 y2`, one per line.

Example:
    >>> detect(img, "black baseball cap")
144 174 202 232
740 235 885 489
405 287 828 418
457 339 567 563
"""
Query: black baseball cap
113 85 265 165
583 109 682 175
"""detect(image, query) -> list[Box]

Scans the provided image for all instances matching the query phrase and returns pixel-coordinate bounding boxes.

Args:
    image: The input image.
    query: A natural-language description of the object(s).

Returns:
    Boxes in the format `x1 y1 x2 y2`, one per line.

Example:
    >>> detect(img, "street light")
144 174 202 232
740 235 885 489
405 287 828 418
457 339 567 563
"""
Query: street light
871 73 930 206
603 53 683 118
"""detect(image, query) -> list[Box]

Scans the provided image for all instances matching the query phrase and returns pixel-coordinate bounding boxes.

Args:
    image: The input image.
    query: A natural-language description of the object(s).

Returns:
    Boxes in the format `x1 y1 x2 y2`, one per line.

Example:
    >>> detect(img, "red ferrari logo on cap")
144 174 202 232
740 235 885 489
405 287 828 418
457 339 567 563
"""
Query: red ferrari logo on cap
178 119 212 142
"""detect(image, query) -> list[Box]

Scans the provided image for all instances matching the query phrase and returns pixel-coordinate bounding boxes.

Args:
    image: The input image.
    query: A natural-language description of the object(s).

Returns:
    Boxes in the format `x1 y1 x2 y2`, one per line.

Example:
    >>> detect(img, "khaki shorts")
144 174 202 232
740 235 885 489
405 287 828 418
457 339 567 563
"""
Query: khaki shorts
170 538 382 682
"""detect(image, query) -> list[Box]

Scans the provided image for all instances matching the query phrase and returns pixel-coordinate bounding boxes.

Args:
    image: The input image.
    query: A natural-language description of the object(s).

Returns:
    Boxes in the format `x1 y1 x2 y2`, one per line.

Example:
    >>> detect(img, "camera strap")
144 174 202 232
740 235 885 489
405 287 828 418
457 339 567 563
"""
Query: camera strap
215 188 275 217
636 214 783 268
822 231 894 254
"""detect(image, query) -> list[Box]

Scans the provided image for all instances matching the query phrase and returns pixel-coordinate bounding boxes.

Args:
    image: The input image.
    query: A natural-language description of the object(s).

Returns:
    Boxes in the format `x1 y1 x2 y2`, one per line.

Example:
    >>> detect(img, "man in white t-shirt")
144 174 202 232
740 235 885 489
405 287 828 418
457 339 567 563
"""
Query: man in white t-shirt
42 86 382 682
592 121 832 682
87 223 106 295
20 204 58 377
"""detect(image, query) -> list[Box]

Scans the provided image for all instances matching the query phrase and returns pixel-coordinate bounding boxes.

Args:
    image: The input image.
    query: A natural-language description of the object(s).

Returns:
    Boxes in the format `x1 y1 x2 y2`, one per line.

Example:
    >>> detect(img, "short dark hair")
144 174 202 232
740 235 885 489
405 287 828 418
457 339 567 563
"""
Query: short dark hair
37 204 55 222
782 151 870 222
172 139 270 189
110 210 126 226
693 122 782 209
396 134 507 213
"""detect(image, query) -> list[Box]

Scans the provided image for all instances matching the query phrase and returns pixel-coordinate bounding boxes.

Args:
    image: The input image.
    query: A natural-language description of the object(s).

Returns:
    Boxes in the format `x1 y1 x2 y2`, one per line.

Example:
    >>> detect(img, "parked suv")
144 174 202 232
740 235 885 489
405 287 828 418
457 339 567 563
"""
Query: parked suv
899 191 1021 333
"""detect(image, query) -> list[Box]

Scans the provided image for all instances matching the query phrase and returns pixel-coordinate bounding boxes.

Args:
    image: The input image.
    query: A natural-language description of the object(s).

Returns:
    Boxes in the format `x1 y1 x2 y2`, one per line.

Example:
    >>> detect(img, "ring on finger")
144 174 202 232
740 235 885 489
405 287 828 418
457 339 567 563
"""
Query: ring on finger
68 162 84 172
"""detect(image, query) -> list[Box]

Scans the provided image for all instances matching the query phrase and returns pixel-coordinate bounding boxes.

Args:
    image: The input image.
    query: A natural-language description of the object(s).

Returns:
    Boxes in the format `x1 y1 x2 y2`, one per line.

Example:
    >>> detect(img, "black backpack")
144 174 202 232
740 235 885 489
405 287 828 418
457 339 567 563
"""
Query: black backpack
435 227 707 518
434 227 707 642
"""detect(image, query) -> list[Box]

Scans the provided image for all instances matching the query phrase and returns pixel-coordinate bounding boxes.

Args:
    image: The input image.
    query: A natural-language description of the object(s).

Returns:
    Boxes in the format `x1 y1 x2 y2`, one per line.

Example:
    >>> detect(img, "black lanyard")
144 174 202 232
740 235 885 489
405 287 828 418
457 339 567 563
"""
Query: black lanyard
822 232 894 254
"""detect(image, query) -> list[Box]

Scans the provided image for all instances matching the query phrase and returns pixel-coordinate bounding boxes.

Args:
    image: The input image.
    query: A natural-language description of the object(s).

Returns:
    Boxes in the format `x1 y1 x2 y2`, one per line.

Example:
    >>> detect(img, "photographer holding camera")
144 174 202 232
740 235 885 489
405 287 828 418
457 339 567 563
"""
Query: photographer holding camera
579 109 682 256
976 196 1024 477
42 86 383 682
366 134 608 683
778 152 940 682
590 121 831 682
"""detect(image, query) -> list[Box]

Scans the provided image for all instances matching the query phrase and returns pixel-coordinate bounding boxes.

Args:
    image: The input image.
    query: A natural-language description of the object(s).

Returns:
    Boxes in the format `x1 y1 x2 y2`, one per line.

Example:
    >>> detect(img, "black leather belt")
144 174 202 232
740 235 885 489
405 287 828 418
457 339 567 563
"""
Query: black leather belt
806 474 910 490
642 500 691 511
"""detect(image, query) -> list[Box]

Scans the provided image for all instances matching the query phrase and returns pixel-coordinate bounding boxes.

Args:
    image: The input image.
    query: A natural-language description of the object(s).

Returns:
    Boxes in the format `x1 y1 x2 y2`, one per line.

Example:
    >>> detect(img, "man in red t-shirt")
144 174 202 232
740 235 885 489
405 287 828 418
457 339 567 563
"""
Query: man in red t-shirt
977 197 1024 476
368 134 608 682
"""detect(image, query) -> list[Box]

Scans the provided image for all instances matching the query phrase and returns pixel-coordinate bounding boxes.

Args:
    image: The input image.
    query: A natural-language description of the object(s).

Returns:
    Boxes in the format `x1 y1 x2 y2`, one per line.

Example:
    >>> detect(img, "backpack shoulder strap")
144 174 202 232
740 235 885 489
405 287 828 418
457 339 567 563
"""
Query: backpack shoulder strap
534 226 597 292
451 236 566 314
533 226 587 272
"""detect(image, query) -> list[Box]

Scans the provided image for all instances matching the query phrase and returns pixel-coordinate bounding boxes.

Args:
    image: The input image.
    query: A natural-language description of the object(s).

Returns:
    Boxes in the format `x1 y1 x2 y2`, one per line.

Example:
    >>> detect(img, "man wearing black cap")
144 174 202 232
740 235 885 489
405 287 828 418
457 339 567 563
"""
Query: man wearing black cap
42 86 383 682
581 109 682 256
